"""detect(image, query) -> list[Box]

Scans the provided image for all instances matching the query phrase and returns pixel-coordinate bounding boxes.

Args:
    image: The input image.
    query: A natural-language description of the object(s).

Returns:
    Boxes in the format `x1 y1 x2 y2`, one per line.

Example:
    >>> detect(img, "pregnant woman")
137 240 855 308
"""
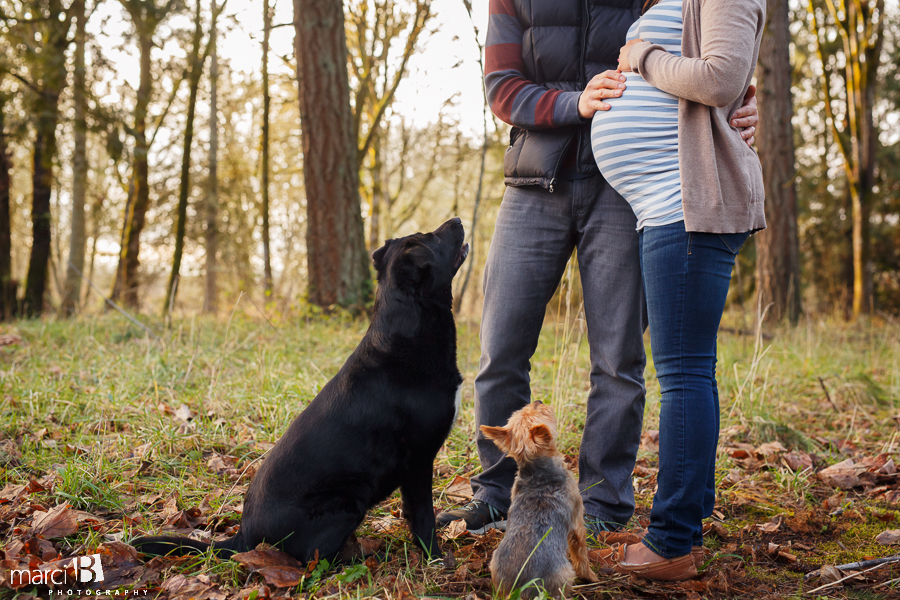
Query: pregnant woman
592 0 766 581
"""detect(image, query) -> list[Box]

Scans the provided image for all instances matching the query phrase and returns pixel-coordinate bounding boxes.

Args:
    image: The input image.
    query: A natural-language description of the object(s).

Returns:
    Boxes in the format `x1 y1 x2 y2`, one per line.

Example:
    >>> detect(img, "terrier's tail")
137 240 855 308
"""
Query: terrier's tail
130 531 247 558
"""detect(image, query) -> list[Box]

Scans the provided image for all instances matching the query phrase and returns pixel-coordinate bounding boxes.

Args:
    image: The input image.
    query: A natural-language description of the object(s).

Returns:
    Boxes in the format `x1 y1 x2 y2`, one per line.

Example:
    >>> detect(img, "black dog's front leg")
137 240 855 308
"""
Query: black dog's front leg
401 466 442 559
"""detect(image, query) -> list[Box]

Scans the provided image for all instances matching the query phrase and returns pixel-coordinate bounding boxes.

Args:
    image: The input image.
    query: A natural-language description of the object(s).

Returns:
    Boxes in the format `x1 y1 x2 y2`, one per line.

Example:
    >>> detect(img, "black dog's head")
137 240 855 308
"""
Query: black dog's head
372 218 469 297
370 219 469 340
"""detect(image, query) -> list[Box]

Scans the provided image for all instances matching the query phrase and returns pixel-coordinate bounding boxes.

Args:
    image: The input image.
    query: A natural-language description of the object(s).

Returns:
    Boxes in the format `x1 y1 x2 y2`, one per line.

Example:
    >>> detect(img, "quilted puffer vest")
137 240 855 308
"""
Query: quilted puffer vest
504 0 641 190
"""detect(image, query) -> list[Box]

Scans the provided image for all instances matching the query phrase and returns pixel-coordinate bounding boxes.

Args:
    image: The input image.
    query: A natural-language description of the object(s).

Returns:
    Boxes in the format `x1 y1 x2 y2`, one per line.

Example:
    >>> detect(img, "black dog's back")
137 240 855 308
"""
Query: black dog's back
132 219 468 563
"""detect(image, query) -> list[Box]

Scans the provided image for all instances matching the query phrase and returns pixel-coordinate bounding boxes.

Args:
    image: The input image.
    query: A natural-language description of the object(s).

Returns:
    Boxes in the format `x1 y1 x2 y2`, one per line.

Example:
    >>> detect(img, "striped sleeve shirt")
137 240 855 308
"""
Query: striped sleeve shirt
484 0 585 129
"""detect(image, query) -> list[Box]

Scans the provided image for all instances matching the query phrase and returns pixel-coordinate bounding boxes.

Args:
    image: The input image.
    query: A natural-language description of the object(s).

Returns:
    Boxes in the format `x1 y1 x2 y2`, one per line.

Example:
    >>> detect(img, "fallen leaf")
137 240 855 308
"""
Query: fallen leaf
162 573 225 600
756 441 787 456
207 455 229 474
443 519 468 540
3 540 24 559
22 537 56 561
98 541 143 567
754 517 782 534
232 548 302 572
702 521 728 539
239 586 271 600
32 503 78 539
358 537 384 557
138 493 162 507
819 564 843 583
782 452 814 471
0 483 25 503
818 459 863 490
680 579 707 592
778 551 798 563
444 475 473 500
640 430 659 453
0 333 22 346
372 517 398 533
164 506 206 529
163 496 179 516
255 566 305 588
876 529 900 545
174 404 192 422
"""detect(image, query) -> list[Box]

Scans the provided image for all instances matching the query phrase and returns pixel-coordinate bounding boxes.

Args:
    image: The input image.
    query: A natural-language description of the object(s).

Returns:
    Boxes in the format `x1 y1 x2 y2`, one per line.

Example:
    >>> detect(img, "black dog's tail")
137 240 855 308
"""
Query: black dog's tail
130 531 247 558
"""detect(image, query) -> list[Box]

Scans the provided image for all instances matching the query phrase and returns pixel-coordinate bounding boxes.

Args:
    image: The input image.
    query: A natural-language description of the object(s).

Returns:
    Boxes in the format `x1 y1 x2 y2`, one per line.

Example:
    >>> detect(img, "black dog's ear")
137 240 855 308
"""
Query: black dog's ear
372 239 394 272
403 245 436 288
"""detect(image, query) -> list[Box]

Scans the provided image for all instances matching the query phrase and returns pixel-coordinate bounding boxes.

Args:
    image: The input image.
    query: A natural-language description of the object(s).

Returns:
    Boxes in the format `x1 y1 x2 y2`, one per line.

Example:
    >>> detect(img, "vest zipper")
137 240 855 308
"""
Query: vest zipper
572 0 591 175
549 135 575 193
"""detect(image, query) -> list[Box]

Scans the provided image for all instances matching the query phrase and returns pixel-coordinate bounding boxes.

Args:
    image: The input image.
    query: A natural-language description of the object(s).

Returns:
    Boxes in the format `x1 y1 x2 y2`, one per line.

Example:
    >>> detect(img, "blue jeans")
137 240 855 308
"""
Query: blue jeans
638 221 750 558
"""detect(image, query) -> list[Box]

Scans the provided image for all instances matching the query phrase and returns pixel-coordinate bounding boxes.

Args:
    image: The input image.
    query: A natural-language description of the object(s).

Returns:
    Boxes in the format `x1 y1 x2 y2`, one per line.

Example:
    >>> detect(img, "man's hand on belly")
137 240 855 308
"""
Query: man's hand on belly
731 85 759 148
579 70 627 118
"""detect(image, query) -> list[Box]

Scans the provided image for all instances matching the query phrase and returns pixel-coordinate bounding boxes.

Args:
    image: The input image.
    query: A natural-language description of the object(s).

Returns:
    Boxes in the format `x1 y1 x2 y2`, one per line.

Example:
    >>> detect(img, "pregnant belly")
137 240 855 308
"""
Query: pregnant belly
590 73 680 198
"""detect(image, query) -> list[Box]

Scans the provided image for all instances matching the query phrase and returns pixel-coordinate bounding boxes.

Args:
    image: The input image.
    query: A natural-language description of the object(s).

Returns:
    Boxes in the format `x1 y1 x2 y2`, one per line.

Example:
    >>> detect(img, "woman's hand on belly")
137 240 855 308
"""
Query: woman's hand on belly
578 70 627 118
618 39 644 73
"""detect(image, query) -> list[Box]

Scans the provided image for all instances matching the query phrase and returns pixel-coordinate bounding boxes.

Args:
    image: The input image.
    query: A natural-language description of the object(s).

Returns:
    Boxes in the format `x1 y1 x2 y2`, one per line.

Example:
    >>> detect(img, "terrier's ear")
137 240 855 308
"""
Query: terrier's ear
529 424 554 449
480 425 511 454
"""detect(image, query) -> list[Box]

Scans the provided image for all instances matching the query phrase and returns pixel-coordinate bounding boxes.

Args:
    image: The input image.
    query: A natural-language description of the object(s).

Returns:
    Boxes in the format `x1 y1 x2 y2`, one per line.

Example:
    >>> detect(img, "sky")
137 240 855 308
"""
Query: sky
86 0 491 135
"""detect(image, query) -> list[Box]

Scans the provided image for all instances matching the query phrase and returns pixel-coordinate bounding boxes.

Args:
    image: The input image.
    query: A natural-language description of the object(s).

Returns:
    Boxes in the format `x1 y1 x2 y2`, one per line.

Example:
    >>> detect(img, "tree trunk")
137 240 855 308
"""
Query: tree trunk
63 0 89 316
205 16 219 314
23 100 59 317
0 96 14 320
163 0 207 316
755 0 801 324
294 0 370 308
22 0 70 317
847 1 874 317
261 0 274 298
368 128 382 251
807 0 884 318
112 32 153 309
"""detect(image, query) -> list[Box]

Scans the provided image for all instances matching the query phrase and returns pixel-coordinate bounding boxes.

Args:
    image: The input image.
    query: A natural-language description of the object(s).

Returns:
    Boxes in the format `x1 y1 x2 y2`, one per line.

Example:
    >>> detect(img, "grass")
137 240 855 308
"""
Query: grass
0 301 899 599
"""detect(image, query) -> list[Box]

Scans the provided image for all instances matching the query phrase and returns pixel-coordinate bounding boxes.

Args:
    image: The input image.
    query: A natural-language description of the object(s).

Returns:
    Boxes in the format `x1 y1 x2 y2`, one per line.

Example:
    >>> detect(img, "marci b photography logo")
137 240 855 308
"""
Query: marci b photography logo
11 553 104 587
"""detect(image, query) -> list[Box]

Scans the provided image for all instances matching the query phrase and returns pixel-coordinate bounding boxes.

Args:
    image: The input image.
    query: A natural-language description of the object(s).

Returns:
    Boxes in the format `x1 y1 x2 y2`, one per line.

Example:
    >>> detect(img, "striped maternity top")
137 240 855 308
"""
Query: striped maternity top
591 0 684 230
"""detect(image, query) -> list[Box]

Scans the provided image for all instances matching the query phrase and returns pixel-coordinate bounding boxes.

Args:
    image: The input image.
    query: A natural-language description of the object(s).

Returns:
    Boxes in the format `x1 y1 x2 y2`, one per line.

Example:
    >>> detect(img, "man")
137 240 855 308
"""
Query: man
436 0 758 535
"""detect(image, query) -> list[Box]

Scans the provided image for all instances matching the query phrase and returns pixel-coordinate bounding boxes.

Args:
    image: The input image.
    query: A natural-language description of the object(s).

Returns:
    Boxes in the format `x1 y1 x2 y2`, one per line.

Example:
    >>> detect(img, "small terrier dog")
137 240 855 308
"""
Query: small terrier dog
481 401 599 599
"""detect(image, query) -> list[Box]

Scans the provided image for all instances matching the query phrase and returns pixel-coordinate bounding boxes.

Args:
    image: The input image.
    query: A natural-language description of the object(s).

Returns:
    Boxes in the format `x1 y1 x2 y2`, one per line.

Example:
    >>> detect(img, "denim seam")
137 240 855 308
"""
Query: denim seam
716 233 737 254
650 234 691 560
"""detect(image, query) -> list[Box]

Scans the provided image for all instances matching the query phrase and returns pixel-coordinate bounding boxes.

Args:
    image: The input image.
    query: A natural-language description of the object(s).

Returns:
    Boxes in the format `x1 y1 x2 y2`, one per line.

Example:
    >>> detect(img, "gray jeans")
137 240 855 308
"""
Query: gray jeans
471 174 647 526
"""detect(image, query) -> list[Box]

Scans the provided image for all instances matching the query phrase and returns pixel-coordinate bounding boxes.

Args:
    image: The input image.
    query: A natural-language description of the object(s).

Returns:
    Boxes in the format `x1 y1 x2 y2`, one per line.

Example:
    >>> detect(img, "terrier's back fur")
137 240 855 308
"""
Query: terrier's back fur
481 402 598 599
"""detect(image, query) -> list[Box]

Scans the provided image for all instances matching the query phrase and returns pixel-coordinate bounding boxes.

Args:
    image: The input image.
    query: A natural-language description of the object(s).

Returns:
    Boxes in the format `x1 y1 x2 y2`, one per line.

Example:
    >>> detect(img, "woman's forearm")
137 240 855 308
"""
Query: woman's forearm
628 0 763 108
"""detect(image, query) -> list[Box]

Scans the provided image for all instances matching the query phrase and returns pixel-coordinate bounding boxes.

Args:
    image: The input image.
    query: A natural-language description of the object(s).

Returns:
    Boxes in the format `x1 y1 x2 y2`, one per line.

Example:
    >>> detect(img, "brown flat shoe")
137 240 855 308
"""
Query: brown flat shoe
591 543 706 577
611 545 699 581
588 543 624 575
692 546 705 571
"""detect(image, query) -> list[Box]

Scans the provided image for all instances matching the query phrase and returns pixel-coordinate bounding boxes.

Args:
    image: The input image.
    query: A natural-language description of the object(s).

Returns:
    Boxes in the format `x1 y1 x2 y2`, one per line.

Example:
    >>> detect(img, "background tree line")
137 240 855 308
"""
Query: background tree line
0 0 897 324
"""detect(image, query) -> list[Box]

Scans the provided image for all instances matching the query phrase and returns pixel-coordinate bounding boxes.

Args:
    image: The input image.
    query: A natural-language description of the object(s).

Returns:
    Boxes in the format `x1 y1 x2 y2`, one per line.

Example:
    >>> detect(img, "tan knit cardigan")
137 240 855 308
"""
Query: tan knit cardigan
629 0 767 234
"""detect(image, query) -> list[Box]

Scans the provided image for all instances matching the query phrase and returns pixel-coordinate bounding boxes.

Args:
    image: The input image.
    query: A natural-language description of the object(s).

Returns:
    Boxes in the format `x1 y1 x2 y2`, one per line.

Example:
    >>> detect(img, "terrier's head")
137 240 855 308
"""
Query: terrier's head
480 401 559 464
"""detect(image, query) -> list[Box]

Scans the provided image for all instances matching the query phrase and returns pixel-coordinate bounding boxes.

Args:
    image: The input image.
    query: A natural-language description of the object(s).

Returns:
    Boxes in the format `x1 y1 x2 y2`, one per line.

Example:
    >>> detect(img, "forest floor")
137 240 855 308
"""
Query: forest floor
1 307 900 600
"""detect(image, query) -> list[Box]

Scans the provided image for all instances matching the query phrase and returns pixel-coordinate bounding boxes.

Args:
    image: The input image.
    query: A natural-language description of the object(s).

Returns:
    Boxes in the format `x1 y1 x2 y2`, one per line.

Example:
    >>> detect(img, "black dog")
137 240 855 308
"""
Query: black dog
132 218 469 562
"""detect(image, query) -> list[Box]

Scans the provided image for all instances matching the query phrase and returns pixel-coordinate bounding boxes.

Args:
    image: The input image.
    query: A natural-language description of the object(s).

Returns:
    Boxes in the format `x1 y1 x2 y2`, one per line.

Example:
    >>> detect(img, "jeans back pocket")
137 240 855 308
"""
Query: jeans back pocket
716 231 751 255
